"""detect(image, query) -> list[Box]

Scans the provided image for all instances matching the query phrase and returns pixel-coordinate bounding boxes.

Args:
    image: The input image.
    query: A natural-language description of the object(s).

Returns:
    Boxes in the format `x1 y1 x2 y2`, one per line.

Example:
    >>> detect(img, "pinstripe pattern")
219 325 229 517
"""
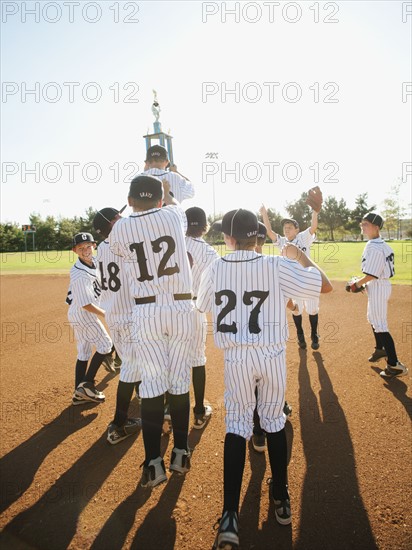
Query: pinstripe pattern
362 238 395 333
109 206 192 302
197 250 321 438
109 205 194 397
185 237 219 295
275 227 315 257
276 228 317 314
366 280 391 332
106 314 140 382
142 168 195 203
131 305 194 397
66 258 112 359
186 236 219 366
197 251 322 348
96 240 140 381
292 297 320 315
224 346 286 439
190 309 207 366
362 238 394 279
96 240 135 315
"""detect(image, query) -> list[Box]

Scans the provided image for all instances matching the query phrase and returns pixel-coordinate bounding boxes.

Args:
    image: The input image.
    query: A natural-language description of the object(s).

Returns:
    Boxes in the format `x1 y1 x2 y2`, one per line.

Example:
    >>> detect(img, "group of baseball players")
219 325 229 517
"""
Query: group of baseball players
66 144 407 550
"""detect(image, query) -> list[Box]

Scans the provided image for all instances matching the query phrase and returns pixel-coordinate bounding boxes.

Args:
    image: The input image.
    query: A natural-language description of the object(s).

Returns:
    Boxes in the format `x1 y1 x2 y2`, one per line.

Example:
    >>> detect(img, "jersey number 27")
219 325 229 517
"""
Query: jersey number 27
216 290 269 334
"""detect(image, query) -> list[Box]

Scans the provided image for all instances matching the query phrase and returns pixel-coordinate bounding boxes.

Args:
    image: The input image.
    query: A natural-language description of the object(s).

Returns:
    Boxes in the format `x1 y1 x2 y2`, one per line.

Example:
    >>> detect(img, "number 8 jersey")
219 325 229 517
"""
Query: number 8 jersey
197 250 322 349
109 205 192 302
96 240 135 315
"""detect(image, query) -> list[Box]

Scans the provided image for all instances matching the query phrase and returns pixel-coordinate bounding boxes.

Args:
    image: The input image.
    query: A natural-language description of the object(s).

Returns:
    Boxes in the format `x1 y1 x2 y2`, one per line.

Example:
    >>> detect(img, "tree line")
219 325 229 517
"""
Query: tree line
1 191 410 253
207 190 410 244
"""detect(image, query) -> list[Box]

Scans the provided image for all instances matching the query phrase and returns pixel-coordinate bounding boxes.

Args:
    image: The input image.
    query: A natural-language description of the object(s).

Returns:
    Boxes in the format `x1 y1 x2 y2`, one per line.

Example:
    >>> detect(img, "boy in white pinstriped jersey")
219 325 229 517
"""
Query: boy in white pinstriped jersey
185 207 220 428
92 207 142 444
260 203 321 350
66 233 114 406
197 209 332 549
351 213 408 378
251 223 293 454
142 144 195 204
109 175 194 488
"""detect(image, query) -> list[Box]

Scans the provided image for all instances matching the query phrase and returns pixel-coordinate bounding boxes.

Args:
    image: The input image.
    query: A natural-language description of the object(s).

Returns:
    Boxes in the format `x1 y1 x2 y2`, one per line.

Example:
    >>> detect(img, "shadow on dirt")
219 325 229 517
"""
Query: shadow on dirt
0 421 141 550
295 349 378 550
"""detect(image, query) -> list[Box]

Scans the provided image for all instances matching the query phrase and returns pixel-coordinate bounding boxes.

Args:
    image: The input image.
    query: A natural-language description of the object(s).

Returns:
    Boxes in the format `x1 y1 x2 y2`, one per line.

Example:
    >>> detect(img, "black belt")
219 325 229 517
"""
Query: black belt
134 293 192 305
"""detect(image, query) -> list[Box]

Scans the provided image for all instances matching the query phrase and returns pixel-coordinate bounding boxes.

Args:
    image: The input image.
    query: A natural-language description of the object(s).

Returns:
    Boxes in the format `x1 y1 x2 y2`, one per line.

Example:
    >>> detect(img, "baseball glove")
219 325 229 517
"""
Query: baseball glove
306 186 323 213
345 278 365 293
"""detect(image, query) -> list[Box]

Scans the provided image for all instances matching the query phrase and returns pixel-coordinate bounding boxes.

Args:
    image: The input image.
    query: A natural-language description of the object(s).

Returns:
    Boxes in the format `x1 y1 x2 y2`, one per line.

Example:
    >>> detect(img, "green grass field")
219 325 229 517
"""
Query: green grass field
1 242 411 283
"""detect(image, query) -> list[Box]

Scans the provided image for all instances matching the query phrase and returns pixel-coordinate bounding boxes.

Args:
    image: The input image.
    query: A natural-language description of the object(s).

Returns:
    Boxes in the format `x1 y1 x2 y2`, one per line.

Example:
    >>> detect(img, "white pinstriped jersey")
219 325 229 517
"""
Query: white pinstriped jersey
142 168 195 203
197 251 322 349
185 236 219 295
96 240 135 315
66 258 102 309
361 238 395 279
275 227 315 257
109 205 192 301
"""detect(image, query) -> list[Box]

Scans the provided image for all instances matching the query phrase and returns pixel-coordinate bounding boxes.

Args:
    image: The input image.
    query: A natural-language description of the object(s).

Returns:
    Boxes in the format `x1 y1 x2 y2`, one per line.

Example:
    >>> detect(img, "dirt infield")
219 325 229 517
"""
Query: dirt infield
0 275 411 550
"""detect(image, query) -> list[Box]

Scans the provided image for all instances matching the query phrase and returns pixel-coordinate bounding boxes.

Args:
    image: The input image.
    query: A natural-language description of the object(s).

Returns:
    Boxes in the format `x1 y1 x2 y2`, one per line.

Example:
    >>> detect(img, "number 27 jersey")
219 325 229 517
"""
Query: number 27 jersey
197 250 322 349
109 206 192 299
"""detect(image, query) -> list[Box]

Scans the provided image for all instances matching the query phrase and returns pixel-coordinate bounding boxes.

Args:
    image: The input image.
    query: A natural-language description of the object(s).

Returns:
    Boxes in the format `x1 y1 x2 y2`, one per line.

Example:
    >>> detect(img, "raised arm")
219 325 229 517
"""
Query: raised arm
162 178 179 206
309 209 318 235
306 186 322 234
259 204 278 242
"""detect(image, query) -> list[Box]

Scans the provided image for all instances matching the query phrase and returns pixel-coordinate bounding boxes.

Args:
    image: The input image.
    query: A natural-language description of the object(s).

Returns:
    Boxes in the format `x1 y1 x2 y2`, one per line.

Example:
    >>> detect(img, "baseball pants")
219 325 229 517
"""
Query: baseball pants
131 303 195 398
68 309 112 360
223 345 287 439
366 279 391 333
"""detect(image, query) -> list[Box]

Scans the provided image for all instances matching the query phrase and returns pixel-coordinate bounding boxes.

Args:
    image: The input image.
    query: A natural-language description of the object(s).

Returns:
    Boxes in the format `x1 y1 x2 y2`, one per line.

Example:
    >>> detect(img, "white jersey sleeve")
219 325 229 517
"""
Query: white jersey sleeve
142 168 195 203
361 238 395 279
196 259 218 313
185 237 219 295
274 228 314 257
294 228 315 257
275 236 287 248
278 257 322 300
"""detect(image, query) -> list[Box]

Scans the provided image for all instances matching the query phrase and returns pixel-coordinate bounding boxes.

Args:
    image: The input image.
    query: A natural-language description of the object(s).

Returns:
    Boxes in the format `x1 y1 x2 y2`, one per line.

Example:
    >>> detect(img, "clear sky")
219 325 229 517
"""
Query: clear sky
1 0 411 225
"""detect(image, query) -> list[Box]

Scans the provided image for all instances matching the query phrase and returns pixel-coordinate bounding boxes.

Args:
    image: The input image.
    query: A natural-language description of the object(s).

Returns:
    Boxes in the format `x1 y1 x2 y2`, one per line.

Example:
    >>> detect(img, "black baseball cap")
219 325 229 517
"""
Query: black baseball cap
146 144 168 161
215 209 258 240
129 175 163 201
185 207 207 228
72 232 96 247
257 222 267 241
281 218 299 229
362 212 384 229
93 205 126 237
